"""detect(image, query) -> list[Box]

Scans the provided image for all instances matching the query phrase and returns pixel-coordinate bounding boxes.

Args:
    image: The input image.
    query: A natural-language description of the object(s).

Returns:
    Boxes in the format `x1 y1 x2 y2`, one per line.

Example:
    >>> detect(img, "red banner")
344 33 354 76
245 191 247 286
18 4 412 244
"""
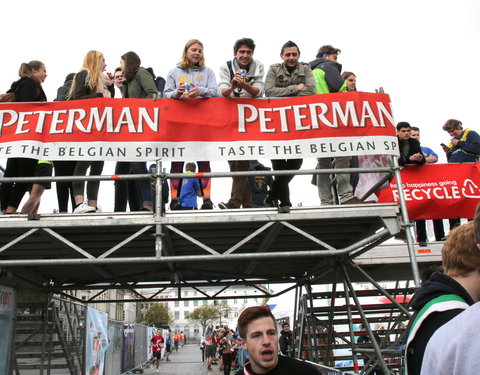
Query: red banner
377 163 480 219
0 92 398 161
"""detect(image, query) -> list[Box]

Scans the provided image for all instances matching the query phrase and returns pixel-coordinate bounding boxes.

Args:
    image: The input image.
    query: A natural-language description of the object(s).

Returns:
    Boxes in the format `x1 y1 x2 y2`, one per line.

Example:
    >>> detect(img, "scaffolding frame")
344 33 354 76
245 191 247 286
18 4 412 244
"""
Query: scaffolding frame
0 157 433 375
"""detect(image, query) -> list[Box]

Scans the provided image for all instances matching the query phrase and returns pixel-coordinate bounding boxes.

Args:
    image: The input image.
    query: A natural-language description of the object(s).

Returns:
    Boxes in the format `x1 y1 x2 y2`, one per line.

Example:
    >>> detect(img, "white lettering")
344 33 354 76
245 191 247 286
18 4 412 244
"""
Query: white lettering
292 104 310 131
15 112 34 134
237 104 257 133
258 108 274 133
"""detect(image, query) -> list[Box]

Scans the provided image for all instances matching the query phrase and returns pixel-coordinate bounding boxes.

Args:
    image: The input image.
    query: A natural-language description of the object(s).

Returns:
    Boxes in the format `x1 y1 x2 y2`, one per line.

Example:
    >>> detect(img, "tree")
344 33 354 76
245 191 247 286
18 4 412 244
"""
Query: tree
137 303 173 327
186 304 224 331
214 300 232 326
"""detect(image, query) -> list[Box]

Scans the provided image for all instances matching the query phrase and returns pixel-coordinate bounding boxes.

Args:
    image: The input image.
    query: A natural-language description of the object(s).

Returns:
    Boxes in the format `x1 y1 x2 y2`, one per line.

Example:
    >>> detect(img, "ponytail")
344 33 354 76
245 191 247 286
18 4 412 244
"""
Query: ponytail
18 60 45 82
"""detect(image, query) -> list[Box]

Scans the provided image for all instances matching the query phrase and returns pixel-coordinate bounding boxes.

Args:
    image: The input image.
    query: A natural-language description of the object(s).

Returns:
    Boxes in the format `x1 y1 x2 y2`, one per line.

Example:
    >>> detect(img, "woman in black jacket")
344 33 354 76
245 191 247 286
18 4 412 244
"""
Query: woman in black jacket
114 51 159 212
68 50 114 213
0 61 48 213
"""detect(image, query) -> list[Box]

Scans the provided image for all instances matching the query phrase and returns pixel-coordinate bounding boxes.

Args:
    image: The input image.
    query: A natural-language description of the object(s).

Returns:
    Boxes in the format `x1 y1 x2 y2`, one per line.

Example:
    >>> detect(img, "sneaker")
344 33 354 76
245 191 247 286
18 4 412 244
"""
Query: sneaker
419 241 428 247
218 201 237 209
73 202 96 214
201 199 213 209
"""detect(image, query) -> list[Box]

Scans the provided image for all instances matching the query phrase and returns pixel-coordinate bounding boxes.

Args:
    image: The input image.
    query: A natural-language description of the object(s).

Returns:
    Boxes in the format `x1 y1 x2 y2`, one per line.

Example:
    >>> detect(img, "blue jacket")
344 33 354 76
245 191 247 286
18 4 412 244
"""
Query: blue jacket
448 128 480 163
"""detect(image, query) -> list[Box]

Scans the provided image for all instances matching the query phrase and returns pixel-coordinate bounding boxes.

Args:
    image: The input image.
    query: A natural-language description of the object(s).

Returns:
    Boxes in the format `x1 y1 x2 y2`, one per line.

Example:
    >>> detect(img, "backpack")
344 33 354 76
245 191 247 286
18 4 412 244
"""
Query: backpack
135 67 166 96
0 92 15 102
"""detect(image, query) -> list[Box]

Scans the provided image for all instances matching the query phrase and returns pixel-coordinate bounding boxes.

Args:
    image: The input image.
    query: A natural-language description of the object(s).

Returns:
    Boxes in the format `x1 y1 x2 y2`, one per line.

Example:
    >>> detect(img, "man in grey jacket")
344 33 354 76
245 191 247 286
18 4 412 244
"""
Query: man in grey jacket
217 38 265 209
263 41 316 207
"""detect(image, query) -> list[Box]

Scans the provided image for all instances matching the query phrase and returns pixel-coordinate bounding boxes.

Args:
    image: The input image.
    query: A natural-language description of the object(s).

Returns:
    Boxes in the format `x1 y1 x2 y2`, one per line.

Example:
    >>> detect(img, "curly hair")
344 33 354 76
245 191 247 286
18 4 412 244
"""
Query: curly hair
442 221 480 277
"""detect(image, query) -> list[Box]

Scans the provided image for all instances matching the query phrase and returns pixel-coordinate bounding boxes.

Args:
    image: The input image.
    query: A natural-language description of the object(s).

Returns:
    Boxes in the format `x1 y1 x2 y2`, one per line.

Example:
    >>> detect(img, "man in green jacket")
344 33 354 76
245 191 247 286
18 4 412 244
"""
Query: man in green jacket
310 45 358 206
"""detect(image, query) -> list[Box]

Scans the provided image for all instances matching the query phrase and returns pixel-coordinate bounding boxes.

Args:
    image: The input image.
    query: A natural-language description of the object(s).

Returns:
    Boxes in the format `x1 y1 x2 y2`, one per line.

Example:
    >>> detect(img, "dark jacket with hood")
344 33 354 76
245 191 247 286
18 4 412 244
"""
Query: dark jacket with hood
403 272 474 375
8 77 46 102
309 58 346 94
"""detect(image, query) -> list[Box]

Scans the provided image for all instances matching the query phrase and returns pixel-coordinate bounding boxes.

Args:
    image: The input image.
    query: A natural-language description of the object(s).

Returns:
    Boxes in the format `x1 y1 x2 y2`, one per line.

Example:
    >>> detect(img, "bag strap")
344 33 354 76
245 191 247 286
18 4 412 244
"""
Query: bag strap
226 60 234 81
226 60 240 97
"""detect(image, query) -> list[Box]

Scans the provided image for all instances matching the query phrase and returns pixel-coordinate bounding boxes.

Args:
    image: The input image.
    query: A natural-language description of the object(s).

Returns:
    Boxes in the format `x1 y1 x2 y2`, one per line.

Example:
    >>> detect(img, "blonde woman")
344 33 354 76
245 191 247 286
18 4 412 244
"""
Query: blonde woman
163 39 217 210
69 50 114 213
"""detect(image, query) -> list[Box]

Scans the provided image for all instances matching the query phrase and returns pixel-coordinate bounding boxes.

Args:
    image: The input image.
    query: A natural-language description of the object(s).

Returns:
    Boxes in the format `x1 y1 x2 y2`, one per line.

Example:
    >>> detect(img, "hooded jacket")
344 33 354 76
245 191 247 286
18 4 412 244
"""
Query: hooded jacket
163 64 217 98
8 77 46 102
403 272 473 375
121 67 159 99
309 58 347 94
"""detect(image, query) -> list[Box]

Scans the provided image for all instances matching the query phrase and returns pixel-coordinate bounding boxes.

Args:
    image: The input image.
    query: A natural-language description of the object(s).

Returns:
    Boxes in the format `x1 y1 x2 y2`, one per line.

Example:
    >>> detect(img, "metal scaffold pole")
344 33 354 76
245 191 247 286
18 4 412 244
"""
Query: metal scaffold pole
392 157 421 286
154 159 163 258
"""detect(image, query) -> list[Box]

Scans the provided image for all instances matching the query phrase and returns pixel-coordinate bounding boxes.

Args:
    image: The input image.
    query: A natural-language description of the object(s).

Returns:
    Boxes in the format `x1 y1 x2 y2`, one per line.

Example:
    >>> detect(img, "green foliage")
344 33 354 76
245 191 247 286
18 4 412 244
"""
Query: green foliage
215 300 232 319
186 301 232 329
137 303 173 327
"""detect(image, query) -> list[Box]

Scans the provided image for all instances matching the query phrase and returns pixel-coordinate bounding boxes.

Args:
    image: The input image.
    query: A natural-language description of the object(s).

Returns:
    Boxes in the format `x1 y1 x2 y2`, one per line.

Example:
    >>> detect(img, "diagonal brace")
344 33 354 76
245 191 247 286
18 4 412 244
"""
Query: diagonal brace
280 221 336 251
0 228 39 254
41 228 94 259
224 222 275 255
99 225 154 258
165 225 220 256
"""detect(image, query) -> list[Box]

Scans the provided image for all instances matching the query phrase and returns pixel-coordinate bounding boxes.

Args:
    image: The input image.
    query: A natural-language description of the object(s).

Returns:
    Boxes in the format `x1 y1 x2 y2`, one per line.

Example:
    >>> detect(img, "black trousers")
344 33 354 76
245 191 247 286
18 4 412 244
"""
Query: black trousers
415 219 445 242
54 160 76 212
0 157 37 210
268 159 303 206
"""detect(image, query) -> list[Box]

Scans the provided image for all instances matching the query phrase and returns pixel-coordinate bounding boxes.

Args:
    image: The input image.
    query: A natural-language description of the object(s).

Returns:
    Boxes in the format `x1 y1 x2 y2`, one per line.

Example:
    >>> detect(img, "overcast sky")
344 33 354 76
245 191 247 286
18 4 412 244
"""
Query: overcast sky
1 0 479 212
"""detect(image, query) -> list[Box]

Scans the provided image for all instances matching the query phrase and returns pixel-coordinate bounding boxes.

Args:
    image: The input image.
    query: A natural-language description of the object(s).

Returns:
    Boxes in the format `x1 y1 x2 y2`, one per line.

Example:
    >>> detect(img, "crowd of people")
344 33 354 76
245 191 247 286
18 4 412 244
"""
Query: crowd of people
1 38 479 236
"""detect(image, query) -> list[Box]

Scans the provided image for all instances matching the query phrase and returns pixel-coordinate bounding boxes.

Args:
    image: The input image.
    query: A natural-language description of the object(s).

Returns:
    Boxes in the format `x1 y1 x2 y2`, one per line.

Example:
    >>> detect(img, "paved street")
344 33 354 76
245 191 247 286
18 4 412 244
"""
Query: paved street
142 344 223 375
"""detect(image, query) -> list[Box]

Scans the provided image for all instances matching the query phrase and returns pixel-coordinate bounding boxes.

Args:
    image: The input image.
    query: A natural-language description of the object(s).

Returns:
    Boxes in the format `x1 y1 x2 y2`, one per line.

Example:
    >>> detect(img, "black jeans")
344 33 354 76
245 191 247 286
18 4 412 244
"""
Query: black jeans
415 219 445 242
268 159 303 206
0 157 37 210
114 162 141 212
54 160 76 212
221 352 232 375
72 161 104 200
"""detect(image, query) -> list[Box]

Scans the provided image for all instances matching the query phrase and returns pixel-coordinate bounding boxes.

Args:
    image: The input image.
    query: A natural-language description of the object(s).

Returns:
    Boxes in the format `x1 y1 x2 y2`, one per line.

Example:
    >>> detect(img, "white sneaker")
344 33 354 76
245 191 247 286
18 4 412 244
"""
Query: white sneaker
73 202 96 214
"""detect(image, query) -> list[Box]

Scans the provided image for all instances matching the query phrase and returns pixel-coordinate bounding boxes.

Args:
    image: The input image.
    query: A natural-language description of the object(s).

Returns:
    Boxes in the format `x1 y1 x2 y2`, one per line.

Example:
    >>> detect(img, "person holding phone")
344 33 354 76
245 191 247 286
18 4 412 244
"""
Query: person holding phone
217 38 265 210
441 119 480 229
163 39 217 210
